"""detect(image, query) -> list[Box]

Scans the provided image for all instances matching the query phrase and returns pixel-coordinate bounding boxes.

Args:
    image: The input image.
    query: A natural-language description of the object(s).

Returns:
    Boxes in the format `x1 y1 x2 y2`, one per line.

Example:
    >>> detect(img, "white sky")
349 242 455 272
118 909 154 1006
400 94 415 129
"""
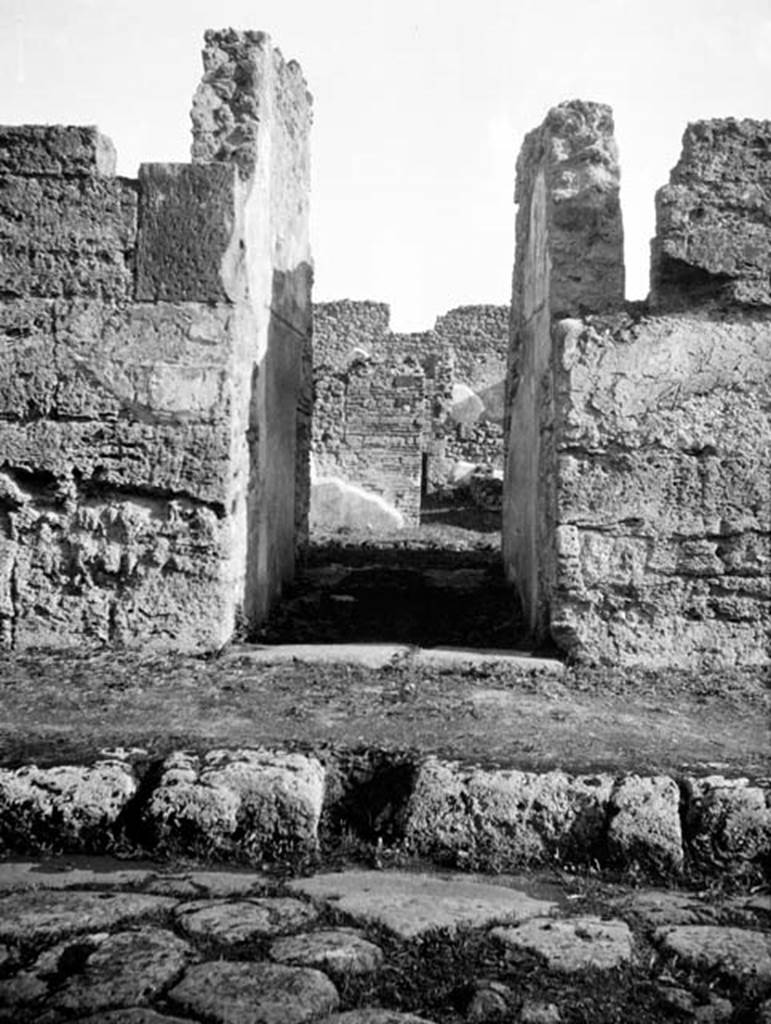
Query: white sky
2 0 769 329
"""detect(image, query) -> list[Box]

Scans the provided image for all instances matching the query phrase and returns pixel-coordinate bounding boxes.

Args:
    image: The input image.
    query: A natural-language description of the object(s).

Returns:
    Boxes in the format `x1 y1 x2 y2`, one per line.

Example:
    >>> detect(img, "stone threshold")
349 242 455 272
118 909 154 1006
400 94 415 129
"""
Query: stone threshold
0 745 768 885
228 643 564 673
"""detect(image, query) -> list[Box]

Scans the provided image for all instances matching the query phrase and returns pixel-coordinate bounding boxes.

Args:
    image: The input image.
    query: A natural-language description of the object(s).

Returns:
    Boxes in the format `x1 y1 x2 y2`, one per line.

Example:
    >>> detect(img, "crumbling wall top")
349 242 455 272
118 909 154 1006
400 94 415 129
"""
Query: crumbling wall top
651 117 771 310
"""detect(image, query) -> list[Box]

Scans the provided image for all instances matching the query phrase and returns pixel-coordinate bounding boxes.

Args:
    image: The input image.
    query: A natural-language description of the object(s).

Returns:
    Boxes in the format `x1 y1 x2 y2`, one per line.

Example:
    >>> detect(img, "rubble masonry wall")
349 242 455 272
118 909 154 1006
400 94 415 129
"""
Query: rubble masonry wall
504 103 770 666
0 30 313 650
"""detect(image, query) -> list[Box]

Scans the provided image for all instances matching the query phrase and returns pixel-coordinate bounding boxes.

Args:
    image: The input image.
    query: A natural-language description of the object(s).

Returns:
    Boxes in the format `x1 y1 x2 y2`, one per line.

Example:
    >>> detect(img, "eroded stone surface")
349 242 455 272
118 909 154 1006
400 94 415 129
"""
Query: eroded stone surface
613 890 719 928
685 775 771 872
0 890 176 943
175 897 318 944
651 118 771 309
168 960 339 1024
404 758 613 869
72 1010 192 1024
270 929 383 976
0 862 153 893
322 1014 438 1024
606 775 684 874
288 870 555 940
656 925 771 984
0 760 136 853
50 928 194 1014
492 916 634 972
144 748 324 859
144 869 269 898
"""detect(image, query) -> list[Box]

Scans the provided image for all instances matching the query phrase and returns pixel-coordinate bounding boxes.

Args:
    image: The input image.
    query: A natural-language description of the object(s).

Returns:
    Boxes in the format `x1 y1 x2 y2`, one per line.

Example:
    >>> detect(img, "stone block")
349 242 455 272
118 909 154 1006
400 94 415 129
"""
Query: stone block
606 775 684 875
4 491 234 652
0 760 136 853
651 119 771 310
135 163 243 302
0 174 136 299
0 419 232 504
545 313 771 665
403 758 613 869
684 776 771 874
54 300 235 421
144 749 325 859
0 300 58 419
0 125 117 176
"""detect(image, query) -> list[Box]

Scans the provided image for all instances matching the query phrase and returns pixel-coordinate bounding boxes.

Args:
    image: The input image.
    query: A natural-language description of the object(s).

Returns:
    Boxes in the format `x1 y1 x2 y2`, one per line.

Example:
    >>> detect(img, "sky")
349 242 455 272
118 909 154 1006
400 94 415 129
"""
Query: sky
2 0 769 330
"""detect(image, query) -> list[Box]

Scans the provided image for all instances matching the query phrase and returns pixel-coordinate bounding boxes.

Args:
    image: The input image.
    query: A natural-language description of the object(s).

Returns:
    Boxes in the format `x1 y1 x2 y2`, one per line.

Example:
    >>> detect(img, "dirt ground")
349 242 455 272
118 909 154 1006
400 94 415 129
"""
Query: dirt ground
0 520 768 779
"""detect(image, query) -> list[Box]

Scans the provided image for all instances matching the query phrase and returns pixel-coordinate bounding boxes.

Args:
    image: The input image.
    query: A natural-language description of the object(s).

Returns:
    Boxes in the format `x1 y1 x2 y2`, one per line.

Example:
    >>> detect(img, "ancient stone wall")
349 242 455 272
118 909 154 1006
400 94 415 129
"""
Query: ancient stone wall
0 30 313 650
311 357 426 530
504 104 770 666
311 301 510 518
434 305 509 475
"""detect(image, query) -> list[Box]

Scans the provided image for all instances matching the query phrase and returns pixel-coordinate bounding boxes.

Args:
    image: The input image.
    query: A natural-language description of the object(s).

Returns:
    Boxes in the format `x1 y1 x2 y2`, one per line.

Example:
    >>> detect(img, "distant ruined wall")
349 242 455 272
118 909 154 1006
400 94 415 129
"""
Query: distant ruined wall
434 305 509 473
0 30 313 650
504 104 770 666
312 359 427 529
311 301 508 519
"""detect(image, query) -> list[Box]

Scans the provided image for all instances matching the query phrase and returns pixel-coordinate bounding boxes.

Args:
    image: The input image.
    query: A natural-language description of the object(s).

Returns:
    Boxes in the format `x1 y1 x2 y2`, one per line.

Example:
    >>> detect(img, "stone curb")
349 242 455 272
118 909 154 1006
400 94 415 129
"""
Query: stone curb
0 749 768 881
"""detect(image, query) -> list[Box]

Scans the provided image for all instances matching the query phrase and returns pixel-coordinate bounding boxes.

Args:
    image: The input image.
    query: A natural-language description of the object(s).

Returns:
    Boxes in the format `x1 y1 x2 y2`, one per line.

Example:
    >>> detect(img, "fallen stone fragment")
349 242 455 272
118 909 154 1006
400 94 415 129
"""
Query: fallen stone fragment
288 870 556 940
175 897 318 944
0 760 136 853
492 916 634 972
684 775 771 873
466 979 512 1021
50 928 194 1015
655 925 771 985
230 643 412 669
613 889 718 928
72 1011 192 1024
144 748 325 860
270 928 383 976
144 869 269 898
321 1013 439 1024
519 1002 562 1024
0 861 153 892
606 775 684 875
168 960 339 1024
0 890 176 943
404 758 613 869
694 996 733 1023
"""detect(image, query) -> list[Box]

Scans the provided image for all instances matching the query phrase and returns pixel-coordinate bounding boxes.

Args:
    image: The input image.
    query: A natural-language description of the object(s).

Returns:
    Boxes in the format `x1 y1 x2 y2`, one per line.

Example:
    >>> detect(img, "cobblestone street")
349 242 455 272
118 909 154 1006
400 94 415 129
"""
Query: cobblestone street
0 860 769 1023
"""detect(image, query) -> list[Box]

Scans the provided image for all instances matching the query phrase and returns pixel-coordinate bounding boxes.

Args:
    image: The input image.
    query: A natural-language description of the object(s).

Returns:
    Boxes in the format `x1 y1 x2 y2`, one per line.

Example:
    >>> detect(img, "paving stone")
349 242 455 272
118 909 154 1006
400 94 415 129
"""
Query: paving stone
519 1002 562 1024
607 775 684 874
0 890 176 943
144 869 268 898
321 1013 439 1024
175 897 318 944
72 1010 192 1024
270 929 383 975
491 916 634 972
0 861 153 893
288 870 556 940
145 748 325 860
168 960 339 1024
614 889 719 928
49 927 194 1014
0 760 137 853
655 925 771 984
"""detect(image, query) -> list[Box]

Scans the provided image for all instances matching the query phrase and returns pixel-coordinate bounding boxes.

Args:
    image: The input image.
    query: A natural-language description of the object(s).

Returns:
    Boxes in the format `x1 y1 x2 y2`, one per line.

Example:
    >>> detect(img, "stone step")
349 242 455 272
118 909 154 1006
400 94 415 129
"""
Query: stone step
0 858 768 1024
